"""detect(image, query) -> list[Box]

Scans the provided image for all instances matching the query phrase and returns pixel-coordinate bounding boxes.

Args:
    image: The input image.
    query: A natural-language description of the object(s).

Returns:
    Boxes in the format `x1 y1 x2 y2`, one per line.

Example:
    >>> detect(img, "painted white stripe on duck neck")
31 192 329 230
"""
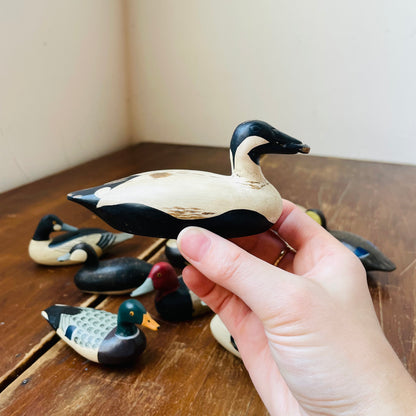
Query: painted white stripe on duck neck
230 136 269 185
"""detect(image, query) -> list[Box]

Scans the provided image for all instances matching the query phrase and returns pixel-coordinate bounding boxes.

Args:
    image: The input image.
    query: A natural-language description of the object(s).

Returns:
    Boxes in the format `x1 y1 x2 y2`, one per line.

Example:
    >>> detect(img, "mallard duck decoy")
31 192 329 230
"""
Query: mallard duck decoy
306 209 396 272
29 214 133 266
41 299 159 365
58 243 153 295
164 239 187 269
131 262 211 321
210 314 241 359
67 120 310 239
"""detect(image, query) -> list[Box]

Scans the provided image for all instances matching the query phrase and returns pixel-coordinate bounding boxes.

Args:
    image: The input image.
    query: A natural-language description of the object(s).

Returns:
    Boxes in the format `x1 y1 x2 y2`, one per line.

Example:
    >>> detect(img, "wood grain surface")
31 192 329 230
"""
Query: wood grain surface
0 142 415 415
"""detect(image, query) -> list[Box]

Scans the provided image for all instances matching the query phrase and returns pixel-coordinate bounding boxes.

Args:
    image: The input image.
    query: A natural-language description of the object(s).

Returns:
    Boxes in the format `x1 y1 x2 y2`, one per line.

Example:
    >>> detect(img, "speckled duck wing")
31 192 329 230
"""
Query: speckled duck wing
67 170 278 238
42 305 116 362
330 230 396 272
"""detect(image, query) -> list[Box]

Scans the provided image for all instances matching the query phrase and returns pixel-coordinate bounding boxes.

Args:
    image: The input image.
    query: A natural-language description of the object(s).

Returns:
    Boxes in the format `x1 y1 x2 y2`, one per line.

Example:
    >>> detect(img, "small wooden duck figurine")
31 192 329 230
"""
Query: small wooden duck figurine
210 314 241 359
59 243 153 295
164 239 187 269
306 209 396 272
67 120 310 238
41 299 159 365
131 262 211 322
29 214 133 266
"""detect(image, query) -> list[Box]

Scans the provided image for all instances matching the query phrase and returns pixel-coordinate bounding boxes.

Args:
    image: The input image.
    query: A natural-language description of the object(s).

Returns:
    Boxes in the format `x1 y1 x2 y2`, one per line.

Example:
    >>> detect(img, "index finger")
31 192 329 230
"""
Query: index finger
274 200 336 251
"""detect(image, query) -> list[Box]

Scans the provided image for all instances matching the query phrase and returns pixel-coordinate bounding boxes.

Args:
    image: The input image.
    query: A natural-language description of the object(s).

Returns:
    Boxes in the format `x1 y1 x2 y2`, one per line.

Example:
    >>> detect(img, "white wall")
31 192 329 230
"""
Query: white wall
0 0 130 193
2 1 415 193
127 0 416 165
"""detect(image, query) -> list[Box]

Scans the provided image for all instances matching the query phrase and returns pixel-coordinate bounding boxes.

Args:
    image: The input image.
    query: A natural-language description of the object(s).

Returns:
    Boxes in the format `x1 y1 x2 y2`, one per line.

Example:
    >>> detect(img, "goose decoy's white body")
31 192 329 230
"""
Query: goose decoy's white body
67 121 310 238
29 214 133 266
41 299 159 364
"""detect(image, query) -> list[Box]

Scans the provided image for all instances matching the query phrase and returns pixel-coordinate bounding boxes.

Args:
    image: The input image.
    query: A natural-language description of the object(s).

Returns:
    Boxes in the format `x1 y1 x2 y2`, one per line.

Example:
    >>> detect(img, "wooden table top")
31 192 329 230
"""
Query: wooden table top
0 142 415 415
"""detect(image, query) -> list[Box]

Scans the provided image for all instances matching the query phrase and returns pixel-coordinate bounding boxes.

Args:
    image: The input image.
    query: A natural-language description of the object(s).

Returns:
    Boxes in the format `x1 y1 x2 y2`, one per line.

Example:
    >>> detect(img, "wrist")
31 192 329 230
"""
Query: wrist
360 354 416 415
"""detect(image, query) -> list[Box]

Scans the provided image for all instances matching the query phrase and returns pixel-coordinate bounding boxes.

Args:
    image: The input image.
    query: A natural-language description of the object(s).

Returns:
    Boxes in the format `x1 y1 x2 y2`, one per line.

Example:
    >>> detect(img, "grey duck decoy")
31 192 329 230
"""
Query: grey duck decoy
306 209 396 272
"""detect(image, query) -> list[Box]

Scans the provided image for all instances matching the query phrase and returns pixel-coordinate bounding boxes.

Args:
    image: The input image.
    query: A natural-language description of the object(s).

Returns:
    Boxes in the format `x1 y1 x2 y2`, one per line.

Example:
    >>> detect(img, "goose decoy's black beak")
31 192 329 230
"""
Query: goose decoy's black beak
272 128 310 155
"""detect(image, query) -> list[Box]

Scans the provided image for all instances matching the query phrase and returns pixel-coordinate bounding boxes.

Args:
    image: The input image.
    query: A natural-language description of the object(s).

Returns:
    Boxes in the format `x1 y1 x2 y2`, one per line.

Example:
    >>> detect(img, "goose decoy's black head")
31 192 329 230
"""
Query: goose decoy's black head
230 120 310 165
32 214 78 241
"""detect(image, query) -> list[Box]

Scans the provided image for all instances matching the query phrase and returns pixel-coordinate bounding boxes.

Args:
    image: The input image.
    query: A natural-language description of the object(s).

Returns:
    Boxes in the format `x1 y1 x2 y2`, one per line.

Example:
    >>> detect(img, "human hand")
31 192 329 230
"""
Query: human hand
177 200 416 416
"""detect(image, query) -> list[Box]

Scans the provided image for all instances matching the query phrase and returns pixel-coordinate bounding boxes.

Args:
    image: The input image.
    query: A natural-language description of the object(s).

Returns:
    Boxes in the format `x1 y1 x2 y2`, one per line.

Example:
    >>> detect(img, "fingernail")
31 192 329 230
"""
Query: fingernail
177 227 211 262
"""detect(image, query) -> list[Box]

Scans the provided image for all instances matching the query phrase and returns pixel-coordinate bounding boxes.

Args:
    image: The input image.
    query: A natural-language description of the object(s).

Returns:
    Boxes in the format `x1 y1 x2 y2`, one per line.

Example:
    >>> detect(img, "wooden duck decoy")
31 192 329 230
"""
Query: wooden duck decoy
164 239 187 269
41 299 159 365
29 214 133 266
131 262 211 322
210 314 241 359
67 120 310 239
306 209 396 272
58 243 153 295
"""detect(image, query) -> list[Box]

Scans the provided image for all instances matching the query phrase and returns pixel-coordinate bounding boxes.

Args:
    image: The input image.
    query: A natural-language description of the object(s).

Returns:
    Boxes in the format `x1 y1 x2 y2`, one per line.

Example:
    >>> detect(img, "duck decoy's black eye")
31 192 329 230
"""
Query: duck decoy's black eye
157 273 162 278
251 125 261 134
129 311 134 317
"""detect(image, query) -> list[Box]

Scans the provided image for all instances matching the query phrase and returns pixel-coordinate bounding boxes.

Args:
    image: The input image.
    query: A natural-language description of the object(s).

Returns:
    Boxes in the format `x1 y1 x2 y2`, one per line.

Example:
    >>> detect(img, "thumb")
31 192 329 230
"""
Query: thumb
177 226 301 319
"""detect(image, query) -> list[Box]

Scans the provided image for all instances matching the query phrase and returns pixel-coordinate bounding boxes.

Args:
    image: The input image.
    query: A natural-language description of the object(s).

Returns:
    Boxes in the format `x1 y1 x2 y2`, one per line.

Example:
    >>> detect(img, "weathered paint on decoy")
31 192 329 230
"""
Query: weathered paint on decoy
59 243 153 295
41 299 159 364
29 214 133 266
67 121 310 238
131 262 211 322
306 209 396 272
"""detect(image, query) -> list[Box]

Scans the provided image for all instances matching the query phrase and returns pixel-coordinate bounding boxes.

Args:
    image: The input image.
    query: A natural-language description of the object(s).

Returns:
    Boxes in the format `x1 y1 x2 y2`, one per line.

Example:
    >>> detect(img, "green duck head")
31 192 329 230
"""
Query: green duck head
116 299 159 337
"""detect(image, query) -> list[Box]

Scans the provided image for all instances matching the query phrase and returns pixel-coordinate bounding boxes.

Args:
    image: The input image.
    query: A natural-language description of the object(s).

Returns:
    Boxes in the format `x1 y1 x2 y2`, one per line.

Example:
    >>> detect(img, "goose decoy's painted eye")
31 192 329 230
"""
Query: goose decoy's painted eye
251 124 261 134
129 311 134 317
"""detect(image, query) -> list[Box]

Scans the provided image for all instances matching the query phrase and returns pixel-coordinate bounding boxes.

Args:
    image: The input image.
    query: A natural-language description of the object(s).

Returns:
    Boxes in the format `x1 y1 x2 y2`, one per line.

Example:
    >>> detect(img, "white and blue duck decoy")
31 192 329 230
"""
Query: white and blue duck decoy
41 299 159 365
67 120 310 238
131 262 211 322
59 243 153 295
29 214 133 266
306 209 396 272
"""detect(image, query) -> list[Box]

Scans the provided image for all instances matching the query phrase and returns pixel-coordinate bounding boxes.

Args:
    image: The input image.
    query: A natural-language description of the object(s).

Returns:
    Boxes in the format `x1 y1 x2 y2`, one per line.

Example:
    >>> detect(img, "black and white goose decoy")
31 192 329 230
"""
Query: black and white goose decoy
29 214 133 266
67 120 310 239
306 209 396 272
59 243 153 295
